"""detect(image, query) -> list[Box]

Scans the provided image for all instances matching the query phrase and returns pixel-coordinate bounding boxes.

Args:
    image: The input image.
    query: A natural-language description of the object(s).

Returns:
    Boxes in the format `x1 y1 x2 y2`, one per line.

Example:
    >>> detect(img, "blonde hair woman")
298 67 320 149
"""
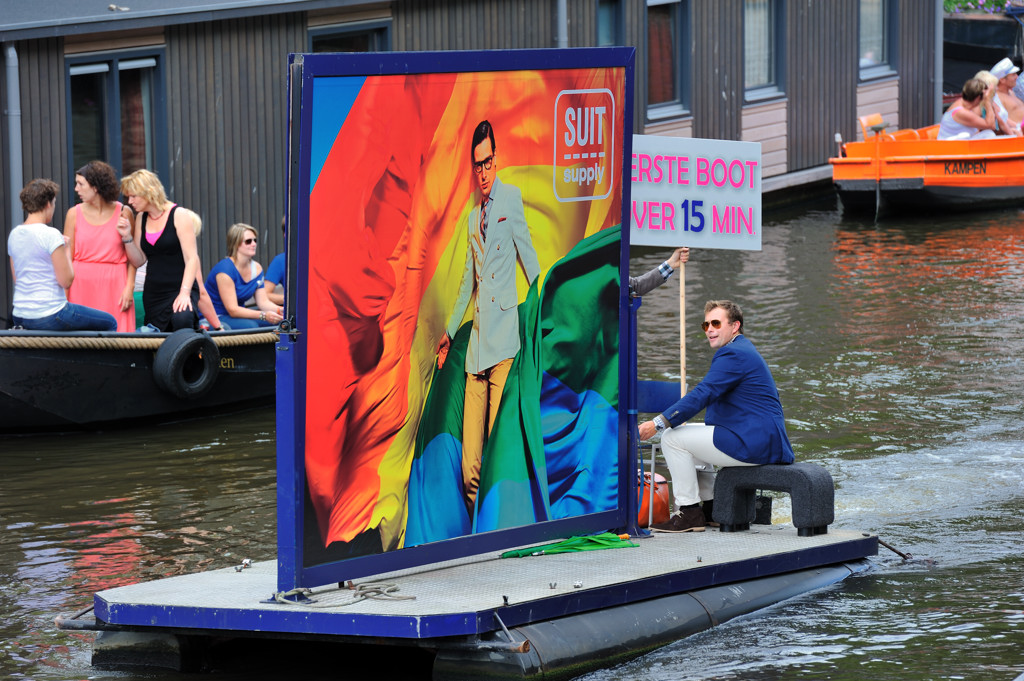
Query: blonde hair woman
204 222 283 329
116 169 200 332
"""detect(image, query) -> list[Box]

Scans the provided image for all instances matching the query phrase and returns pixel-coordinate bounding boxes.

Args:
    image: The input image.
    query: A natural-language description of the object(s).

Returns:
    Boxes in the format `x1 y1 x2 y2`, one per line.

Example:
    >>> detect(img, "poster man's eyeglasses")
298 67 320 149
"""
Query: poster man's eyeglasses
473 155 495 174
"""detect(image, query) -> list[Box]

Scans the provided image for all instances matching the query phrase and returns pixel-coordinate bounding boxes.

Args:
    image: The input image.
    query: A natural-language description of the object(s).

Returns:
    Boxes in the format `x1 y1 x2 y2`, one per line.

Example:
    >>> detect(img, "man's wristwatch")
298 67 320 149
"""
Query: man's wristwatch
653 415 668 432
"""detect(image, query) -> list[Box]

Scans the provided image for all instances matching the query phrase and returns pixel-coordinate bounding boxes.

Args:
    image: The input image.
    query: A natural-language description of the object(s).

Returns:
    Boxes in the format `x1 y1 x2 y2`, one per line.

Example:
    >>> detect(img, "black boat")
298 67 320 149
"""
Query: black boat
0 327 277 433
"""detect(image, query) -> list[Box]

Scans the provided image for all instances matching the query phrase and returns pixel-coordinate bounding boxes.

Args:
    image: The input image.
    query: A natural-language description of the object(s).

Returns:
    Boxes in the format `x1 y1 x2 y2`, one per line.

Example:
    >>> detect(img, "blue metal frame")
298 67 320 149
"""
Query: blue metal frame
279 47 636 591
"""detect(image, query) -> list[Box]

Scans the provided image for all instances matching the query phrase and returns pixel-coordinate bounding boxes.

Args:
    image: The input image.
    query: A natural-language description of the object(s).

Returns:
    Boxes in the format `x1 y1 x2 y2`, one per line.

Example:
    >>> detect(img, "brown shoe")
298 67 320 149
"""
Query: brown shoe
651 505 705 533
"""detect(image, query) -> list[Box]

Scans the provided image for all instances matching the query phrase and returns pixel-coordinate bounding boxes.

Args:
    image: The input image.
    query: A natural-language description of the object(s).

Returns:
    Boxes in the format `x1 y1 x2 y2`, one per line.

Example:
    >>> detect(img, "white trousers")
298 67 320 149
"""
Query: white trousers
660 423 757 508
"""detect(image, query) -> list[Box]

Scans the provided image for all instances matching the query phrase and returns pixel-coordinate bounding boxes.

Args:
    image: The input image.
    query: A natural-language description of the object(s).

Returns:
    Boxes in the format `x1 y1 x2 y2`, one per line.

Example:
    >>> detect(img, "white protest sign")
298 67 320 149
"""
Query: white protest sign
629 135 762 250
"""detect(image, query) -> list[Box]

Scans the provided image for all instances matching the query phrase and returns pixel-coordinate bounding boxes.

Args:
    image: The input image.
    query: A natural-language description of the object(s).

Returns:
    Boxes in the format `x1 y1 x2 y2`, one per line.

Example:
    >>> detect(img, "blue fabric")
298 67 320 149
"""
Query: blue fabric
13 303 117 331
205 257 265 317
538 372 618 521
661 335 794 464
222 316 273 329
266 253 285 293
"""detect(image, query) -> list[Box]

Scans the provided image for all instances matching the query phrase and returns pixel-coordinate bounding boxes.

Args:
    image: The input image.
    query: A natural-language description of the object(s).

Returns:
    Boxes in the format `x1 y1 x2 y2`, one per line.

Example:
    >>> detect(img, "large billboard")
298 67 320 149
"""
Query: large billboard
278 49 635 589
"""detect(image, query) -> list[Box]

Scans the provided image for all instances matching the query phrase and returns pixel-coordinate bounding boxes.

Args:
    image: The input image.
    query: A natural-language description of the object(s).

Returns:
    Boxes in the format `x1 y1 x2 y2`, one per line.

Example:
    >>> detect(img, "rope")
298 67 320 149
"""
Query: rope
0 331 277 351
271 582 416 609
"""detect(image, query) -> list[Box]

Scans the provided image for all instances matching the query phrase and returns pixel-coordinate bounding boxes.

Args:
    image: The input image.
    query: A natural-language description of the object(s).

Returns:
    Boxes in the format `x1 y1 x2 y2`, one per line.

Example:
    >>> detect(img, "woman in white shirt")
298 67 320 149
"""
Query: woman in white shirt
8 179 117 331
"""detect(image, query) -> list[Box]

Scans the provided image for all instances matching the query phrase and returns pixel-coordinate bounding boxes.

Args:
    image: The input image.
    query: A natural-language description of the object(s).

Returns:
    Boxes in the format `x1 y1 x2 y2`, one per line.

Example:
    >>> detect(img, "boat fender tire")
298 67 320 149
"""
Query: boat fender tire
153 329 220 400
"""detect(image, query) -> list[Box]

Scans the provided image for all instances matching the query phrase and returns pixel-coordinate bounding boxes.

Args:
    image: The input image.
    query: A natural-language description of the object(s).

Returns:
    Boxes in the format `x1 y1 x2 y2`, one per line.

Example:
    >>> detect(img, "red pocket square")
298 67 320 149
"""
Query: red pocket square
497 217 507 223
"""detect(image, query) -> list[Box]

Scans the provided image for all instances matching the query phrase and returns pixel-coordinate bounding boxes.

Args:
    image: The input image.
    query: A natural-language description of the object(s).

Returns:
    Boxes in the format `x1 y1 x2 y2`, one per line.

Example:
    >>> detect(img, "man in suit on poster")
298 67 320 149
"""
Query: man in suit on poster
436 119 540 518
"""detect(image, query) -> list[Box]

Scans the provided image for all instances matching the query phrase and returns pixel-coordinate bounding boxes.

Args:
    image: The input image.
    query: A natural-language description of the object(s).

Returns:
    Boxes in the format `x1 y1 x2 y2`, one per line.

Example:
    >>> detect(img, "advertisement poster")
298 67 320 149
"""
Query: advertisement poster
281 50 634 586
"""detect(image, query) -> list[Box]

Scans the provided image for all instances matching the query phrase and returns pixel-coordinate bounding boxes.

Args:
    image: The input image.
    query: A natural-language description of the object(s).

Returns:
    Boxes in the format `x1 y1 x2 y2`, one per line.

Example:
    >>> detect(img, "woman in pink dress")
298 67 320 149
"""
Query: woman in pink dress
63 161 137 331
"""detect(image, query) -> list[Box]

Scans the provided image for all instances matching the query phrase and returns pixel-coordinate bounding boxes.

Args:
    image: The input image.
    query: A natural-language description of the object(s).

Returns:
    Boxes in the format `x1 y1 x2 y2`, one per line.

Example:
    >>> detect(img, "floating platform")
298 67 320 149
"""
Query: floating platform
67 525 877 679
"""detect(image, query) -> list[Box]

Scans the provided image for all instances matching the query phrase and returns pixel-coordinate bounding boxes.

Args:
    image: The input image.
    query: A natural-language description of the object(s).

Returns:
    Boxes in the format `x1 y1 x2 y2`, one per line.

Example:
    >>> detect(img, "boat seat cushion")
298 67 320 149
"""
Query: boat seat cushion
712 462 835 536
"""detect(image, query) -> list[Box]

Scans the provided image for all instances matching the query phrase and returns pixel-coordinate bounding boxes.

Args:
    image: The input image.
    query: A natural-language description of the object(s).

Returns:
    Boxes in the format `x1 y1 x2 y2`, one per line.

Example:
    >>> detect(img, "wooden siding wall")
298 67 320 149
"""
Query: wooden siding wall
787 1 859 173
0 57 6 321
692 1 743 142
742 100 787 177
165 15 305 271
2 39 69 325
624 0 646 134
394 0 557 50
899 2 938 129
856 79 899 139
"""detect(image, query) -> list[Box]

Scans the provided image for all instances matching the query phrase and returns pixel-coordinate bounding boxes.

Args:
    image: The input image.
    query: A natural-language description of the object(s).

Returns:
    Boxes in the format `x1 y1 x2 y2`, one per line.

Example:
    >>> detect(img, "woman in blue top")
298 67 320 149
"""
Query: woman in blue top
205 223 283 329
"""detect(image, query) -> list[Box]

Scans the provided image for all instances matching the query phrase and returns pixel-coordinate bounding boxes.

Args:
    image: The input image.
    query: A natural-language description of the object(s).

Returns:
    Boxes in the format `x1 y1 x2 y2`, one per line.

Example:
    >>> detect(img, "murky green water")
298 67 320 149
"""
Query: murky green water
2 196 1023 680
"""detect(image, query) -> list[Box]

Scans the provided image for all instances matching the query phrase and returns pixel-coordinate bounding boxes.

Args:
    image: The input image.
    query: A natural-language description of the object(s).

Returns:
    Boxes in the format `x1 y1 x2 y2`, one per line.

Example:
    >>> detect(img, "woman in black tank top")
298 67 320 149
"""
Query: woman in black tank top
116 170 200 332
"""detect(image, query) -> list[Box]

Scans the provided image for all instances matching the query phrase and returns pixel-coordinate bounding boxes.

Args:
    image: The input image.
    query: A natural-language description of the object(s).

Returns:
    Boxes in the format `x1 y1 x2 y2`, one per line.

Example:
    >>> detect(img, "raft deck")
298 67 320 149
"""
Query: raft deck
86 524 876 679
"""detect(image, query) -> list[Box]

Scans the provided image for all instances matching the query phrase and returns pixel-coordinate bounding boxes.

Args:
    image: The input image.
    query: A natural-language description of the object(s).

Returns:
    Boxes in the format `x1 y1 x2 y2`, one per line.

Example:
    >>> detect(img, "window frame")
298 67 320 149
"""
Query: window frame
308 19 393 53
597 0 624 47
858 0 898 82
743 0 786 104
645 0 691 123
64 47 168 188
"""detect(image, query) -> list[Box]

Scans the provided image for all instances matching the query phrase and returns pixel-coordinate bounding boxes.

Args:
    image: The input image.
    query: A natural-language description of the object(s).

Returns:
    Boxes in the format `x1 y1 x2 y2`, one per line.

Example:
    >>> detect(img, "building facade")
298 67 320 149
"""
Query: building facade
1 0 941 324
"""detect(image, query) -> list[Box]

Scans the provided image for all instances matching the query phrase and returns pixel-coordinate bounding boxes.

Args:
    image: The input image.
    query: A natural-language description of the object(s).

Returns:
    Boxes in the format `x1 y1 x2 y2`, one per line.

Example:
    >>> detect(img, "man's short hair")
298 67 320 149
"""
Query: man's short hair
705 299 743 331
471 120 496 157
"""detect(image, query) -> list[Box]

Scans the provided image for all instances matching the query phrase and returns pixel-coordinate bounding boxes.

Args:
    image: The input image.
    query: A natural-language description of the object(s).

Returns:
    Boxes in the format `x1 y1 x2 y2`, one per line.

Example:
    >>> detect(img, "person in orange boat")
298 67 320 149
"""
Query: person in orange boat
938 78 997 140
975 70 1021 137
63 161 137 331
992 57 1024 130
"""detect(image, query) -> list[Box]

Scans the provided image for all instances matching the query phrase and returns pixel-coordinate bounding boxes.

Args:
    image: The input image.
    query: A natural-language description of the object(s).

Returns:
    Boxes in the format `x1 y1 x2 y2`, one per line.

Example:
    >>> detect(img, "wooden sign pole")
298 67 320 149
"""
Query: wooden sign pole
679 263 686 397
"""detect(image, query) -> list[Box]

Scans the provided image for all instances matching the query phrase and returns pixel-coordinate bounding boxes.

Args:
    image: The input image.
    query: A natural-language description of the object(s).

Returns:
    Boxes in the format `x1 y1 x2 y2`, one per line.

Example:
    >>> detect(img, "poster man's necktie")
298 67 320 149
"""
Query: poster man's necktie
480 202 487 241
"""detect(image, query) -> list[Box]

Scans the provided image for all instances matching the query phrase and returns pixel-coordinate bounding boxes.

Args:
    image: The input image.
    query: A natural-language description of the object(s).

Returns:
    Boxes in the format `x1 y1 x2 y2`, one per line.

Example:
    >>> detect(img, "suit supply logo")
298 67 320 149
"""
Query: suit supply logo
553 88 615 202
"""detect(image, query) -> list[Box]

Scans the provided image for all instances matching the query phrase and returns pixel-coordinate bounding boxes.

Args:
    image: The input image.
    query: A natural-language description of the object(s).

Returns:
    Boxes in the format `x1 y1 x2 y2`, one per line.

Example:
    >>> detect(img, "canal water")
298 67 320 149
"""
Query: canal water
2 196 1023 680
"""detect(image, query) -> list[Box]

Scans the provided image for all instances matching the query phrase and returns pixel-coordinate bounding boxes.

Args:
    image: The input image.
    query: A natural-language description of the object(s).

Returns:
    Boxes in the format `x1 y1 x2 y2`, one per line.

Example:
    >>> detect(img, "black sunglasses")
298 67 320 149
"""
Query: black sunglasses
243 238 258 245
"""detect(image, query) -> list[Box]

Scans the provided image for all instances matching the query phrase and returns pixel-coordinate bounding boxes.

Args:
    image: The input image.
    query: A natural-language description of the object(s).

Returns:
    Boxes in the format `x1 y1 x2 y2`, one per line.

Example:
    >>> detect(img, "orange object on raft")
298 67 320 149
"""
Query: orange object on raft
830 113 1024 213
637 471 670 527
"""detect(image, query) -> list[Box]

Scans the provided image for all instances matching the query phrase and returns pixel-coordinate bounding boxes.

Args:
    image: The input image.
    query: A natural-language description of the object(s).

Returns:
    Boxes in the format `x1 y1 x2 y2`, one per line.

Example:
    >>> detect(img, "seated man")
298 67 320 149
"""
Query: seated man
992 58 1024 130
638 300 794 532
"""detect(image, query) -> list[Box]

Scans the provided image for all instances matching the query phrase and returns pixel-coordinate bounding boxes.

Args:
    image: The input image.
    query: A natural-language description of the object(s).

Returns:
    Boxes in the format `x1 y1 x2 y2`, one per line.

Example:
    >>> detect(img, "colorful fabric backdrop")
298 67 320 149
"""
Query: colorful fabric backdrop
304 68 625 556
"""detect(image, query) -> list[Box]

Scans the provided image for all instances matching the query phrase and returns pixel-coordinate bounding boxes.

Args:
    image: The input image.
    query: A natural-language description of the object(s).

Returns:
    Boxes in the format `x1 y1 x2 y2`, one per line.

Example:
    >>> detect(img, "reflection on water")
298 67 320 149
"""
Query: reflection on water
618 198 1024 680
0 410 277 680
2 197 1024 680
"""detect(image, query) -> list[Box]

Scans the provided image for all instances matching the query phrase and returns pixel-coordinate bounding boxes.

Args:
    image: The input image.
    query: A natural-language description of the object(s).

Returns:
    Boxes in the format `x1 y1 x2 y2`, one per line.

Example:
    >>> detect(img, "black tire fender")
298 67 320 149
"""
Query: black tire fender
153 329 220 399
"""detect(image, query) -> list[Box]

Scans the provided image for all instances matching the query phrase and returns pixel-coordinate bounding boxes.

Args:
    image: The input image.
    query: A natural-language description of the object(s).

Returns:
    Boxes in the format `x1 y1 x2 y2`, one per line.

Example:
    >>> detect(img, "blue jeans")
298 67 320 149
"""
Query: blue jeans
224 316 274 330
13 303 117 332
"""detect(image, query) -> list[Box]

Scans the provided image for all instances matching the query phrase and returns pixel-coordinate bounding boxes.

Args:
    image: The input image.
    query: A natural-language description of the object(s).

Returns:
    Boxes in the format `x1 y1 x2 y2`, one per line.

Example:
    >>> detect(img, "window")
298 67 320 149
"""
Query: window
859 0 896 80
647 0 690 120
744 0 784 102
597 0 622 46
310 20 391 53
67 51 166 180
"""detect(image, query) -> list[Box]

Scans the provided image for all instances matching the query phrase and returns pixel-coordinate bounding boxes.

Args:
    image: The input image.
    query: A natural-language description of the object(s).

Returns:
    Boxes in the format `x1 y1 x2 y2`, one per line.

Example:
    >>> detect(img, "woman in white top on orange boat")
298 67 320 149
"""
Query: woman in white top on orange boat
938 78 998 140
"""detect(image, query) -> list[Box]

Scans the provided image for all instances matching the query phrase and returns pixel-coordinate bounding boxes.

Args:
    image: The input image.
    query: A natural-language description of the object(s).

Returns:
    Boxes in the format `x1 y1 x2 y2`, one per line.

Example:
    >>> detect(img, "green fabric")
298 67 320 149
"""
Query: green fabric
499 532 638 558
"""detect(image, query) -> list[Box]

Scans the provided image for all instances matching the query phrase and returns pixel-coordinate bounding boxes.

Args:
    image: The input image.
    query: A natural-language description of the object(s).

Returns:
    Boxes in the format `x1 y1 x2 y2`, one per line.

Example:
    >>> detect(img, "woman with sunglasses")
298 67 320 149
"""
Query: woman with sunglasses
118 169 201 332
637 299 794 533
204 223 283 329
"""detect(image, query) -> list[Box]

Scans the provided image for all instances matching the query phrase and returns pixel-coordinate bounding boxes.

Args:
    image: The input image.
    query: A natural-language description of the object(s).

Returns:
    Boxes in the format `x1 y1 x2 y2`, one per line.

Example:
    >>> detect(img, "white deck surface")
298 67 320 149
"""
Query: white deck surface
97 526 874 622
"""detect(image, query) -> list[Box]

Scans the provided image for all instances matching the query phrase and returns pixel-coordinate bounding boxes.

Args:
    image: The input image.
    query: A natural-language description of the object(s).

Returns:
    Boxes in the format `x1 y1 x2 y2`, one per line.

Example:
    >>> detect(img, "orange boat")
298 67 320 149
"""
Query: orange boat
830 113 1024 213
